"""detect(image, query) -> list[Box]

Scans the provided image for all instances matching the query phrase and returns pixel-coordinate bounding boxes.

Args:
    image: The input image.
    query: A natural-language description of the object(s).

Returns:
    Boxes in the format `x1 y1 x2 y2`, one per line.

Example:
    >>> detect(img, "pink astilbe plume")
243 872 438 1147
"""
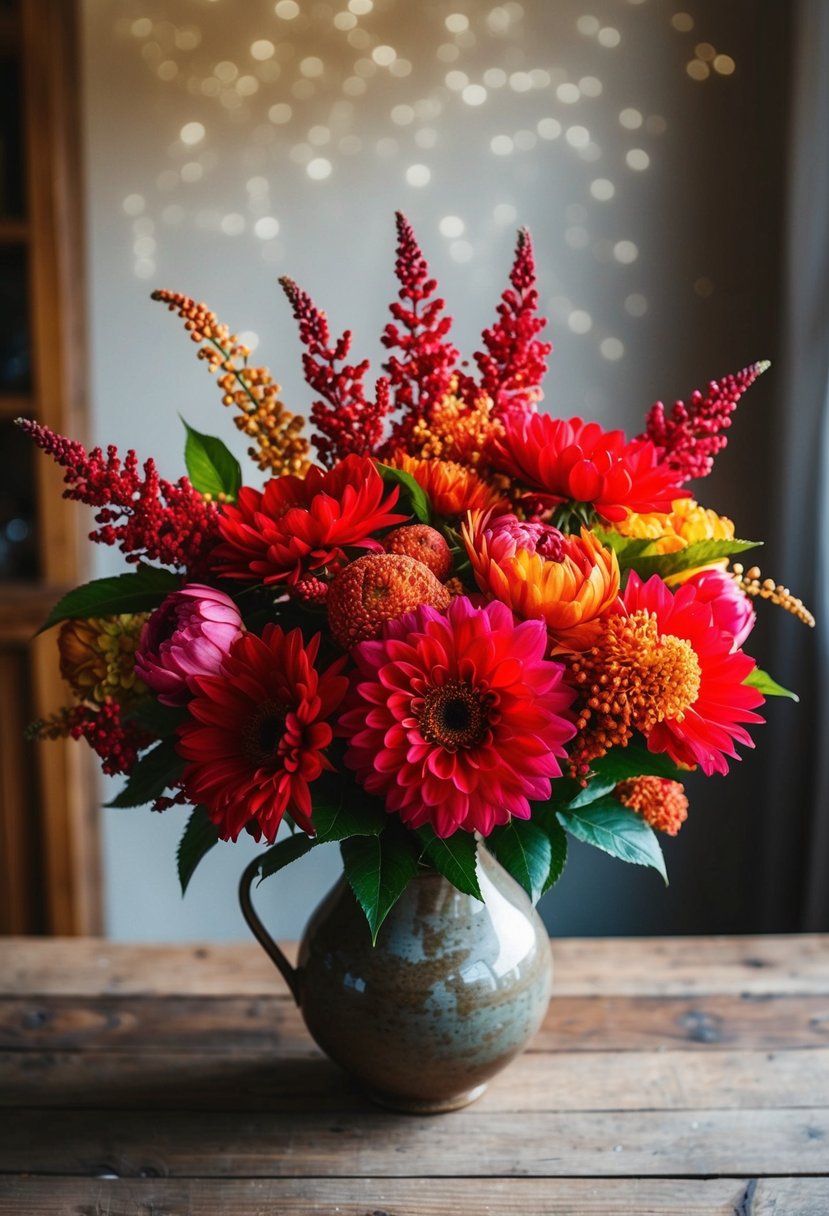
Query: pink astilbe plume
473 228 551 416
639 361 770 481
382 211 460 447
280 276 391 467
17 419 221 575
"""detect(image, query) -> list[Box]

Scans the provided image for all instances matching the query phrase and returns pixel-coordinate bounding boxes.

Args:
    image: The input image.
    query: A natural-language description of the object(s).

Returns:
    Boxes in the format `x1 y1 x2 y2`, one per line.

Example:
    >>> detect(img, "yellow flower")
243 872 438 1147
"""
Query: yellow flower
58 614 148 705
615 498 736 582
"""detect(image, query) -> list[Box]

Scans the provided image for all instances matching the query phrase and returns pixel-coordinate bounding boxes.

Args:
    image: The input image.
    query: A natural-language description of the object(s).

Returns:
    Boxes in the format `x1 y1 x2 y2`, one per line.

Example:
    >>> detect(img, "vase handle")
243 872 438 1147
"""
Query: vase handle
238 854 301 1005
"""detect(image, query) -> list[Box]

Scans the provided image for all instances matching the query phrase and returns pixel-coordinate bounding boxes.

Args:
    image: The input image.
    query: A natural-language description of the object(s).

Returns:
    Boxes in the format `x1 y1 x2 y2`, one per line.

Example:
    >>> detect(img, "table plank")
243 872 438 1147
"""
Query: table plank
2 1107 828 1178
2 934 827 997
2 991 828 1053
1 1175 826 1215
2 1046 827 1113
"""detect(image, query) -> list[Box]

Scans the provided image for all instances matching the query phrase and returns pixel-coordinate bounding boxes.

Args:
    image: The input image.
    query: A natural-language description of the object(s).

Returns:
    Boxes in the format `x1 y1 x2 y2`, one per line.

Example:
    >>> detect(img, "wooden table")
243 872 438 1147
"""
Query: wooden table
1 935 827 1214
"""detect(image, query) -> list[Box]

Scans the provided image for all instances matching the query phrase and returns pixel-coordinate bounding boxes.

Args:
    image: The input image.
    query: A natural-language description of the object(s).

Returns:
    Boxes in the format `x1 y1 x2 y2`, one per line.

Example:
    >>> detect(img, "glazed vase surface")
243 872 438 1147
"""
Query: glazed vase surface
295 845 552 1113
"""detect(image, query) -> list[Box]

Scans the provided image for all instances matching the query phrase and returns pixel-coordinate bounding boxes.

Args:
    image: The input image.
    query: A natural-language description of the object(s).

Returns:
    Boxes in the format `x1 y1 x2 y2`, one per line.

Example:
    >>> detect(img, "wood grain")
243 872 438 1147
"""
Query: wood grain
1 1176 826 1216
3 933 827 997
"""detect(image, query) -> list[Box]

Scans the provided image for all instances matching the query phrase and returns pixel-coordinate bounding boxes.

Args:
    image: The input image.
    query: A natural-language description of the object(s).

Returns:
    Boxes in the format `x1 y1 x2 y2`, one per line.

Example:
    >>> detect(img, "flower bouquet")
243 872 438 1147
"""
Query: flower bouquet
19 214 812 1108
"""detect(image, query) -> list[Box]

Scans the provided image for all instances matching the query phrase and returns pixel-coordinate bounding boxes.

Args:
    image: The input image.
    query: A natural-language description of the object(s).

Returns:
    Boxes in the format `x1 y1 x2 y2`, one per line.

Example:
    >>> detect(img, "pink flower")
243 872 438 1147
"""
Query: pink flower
341 596 576 838
683 568 756 651
135 585 243 706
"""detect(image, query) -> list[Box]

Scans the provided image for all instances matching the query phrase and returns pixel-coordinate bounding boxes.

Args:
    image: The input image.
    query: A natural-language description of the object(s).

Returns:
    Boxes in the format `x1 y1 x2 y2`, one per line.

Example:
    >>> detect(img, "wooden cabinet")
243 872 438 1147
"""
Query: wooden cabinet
0 0 100 934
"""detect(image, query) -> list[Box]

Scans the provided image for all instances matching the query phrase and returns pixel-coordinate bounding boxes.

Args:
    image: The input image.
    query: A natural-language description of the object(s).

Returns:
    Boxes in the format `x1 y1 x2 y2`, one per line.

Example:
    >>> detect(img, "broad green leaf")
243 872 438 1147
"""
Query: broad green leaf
106 737 184 808
565 745 685 808
628 538 760 581
39 566 182 633
539 814 568 895
593 530 659 565
558 797 667 884
486 819 552 904
745 667 799 701
177 806 220 895
182 419 242 501
341 831 420 944
313 795 387 843
256 832 317 884
418 826 482 900
123 699 188 737
377 462 431 523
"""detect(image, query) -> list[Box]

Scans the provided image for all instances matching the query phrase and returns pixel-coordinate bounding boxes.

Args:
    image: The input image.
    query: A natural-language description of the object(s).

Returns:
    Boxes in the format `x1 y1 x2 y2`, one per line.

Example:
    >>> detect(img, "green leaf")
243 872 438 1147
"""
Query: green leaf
418 826 482 900
539 814 568 895
341 832 420 944
377 462 431 523
486 819 552 904
39 566 182 633
123 699 188 737
256 832 318 884
311 792 386 841
593 530 658 565
106 737 184 808
745 667 799 701
182 419 242 501
177 806 220 895
628 538 761 581
557 797 667 884
565 745 685 809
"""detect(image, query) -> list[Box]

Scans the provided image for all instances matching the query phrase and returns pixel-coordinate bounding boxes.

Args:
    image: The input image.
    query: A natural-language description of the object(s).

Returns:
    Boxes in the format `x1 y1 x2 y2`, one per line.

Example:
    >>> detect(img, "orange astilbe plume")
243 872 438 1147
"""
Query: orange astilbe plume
152 290 310 477
462 511 621 650
399 382 506 471
388 452 510 519
616 776 689 836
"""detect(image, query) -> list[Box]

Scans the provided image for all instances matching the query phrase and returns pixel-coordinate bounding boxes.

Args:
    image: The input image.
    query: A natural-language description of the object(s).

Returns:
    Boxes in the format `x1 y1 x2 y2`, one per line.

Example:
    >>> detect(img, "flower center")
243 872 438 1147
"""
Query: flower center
245 701 287 762
418 680 489 751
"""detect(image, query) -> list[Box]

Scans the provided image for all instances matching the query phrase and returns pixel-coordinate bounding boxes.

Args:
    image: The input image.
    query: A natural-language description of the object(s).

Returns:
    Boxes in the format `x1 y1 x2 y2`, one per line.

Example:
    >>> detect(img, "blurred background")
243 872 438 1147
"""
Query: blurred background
0 0 825 941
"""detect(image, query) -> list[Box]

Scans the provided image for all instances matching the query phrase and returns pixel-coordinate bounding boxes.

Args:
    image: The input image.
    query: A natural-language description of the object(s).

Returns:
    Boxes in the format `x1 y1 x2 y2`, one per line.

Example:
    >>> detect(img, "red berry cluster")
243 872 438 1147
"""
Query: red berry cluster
640 361 771 481
17 419 221 575
33 700 153 776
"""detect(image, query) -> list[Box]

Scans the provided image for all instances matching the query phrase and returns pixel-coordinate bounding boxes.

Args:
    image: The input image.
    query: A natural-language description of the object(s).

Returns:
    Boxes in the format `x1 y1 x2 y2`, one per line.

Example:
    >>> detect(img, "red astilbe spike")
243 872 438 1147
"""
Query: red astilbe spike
280 276 390 467
17 419 221 576
639 361 770 482
473 228 552 416
382 212 459 446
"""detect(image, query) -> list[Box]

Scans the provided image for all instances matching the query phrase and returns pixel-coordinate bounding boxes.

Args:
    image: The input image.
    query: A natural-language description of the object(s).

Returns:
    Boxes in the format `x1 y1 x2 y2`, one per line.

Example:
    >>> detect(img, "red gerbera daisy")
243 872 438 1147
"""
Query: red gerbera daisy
212 454 408 584
492 413 687 524
176 625 349 842
341 596 576 838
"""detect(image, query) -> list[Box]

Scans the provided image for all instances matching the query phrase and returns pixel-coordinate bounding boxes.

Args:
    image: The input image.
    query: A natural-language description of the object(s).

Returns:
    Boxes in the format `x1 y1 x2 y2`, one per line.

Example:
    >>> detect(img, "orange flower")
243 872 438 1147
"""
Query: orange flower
58 614 148 705
387 452 510 518
616 776 689 836
462 511 620 650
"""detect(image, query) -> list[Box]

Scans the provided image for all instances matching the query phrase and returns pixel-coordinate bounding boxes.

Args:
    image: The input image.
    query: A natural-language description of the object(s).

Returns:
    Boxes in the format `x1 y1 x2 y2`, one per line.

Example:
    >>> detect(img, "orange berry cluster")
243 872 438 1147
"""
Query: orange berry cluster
152 290 310 478
731 564 814 627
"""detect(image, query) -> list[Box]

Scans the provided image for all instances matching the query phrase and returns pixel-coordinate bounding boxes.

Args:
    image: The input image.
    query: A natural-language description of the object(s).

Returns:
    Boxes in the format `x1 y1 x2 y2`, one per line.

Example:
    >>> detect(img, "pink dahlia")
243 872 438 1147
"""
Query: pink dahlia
341 596 576 837
134 585 243 706
176 625 349 842
621 573 765 775
212 454 408 585
683 568 756 651
492 413 687 523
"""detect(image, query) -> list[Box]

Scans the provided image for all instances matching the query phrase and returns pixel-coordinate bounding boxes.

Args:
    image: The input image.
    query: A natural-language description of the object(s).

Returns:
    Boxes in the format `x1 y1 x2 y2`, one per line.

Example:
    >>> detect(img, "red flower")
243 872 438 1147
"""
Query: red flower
621 573 765 775
176 625 348 842
212 454 408 584
493 413 687 523
341 596 576 838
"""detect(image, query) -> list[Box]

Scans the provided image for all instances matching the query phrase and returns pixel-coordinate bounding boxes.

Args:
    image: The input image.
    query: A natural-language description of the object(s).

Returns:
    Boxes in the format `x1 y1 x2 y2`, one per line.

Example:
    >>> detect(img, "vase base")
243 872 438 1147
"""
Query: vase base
362 1081 488 1115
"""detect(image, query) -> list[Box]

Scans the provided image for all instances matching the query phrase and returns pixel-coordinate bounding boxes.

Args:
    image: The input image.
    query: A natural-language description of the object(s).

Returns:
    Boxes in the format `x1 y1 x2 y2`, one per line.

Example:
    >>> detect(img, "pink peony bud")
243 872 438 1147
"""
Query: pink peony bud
134 584 243 705
480 513 565 563
685 568 756 651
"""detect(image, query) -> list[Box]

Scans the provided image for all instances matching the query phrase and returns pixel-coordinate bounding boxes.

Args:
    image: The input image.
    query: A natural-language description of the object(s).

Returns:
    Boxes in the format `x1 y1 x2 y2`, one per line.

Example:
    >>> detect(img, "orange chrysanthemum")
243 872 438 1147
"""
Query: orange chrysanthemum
387 452 510 518
462 510 621 650
402 384 505 469
327 552 451 650
616 776 689 836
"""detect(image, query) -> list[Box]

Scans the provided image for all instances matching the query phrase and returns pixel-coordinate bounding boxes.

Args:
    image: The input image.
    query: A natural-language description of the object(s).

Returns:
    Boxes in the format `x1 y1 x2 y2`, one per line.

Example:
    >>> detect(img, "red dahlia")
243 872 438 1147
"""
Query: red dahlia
212 454 407 584
176 625 348 842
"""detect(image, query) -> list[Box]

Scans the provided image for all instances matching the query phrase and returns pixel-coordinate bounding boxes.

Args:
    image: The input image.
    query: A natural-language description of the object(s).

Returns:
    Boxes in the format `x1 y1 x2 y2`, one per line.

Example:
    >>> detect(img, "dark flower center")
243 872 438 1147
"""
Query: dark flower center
245 701 287 762
419 681 489 751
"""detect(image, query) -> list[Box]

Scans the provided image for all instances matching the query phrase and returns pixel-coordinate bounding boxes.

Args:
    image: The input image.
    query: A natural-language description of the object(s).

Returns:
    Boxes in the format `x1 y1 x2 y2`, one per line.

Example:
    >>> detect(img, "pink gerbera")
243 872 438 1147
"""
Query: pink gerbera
176 625 348 842
341 596 576 837
212 454 408 584
492 413 687 523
